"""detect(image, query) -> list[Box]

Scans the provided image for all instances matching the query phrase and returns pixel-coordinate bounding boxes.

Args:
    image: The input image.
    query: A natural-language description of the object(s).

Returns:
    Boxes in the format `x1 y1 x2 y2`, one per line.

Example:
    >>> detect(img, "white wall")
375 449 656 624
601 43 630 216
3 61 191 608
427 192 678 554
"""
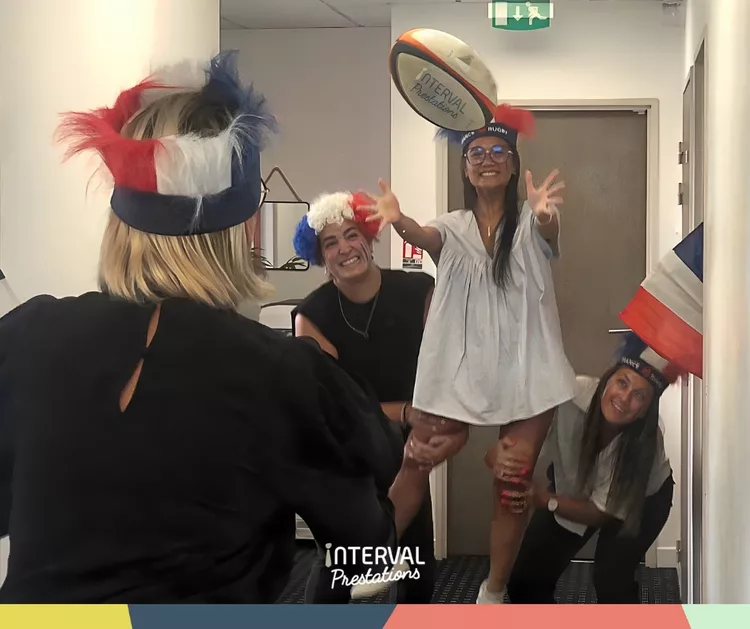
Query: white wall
222 28 392 312
390 0 685 563
0 0 220 312
685 0 708 76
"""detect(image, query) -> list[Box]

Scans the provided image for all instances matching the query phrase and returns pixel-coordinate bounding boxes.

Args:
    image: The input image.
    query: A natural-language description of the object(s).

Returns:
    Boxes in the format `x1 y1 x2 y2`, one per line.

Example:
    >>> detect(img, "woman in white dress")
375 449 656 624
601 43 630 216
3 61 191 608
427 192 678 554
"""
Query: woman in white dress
359 104 576 603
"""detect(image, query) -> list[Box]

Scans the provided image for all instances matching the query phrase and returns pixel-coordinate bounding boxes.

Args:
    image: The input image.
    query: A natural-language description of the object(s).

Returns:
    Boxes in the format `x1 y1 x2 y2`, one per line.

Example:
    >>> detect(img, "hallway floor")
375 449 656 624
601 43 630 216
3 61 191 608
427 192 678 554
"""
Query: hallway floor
278 544 680 604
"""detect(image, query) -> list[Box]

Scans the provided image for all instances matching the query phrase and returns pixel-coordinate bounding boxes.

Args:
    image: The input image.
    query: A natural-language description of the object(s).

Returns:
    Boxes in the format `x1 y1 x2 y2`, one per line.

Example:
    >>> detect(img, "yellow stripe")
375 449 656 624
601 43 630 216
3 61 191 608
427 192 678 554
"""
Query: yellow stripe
0 605 132 629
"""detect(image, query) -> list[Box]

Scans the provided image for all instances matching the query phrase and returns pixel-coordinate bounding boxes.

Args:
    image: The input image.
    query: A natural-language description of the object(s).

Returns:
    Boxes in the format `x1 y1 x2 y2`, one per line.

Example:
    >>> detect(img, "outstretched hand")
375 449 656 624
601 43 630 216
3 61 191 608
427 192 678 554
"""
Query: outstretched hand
361 179 403 237
526 169 565 221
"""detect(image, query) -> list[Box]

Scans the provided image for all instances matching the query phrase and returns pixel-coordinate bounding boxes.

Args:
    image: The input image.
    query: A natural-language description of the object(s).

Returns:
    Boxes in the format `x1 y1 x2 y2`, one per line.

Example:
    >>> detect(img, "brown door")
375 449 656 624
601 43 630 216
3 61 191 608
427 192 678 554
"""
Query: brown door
446 109 649 556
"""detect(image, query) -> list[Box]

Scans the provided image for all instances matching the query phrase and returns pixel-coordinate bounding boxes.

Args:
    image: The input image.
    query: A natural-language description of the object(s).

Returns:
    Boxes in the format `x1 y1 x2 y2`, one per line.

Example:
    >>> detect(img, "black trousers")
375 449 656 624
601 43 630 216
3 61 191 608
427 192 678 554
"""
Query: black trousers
507 474 674 604
304 487 436 603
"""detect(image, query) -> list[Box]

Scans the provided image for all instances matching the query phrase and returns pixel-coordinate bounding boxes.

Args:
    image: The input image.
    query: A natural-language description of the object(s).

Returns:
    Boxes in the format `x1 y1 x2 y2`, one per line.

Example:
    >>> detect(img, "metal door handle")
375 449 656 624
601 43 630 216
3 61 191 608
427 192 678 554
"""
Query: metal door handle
608 328 632 334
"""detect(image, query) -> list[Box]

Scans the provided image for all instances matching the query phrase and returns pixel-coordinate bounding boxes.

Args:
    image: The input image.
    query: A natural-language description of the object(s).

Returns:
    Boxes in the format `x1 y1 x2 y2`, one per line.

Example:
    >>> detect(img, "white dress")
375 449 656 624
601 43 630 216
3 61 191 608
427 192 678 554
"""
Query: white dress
411 203 576 426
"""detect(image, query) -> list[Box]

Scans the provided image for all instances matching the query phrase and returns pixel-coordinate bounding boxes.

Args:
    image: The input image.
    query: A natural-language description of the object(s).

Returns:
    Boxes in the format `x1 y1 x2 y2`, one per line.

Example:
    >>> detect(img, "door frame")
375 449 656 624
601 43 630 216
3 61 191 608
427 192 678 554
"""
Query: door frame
679 39 707 604
432 99 661 563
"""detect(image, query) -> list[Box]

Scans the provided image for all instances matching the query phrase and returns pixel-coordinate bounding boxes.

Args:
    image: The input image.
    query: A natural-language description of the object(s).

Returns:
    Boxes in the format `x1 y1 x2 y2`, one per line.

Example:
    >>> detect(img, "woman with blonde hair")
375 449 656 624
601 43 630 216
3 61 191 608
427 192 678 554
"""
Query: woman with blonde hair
0 51 402 603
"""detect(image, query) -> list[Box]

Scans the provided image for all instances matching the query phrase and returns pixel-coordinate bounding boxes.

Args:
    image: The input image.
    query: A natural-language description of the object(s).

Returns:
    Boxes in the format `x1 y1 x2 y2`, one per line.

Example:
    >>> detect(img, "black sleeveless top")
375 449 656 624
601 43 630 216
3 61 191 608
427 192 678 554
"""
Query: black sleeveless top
292 270 434 404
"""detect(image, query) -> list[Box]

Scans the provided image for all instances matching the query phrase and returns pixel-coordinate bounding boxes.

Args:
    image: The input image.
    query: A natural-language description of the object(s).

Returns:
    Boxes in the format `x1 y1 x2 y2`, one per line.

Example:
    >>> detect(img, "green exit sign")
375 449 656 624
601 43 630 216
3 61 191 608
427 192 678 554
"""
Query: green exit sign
489 1 554 31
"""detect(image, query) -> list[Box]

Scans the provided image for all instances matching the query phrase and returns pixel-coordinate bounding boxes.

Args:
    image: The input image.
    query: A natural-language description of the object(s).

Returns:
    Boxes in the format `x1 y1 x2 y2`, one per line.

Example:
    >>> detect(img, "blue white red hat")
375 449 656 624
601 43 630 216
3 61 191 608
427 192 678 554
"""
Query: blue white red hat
615 332 682 396
292 191 380 266
57 50 276 236
620 223 703 378
435 103 535 152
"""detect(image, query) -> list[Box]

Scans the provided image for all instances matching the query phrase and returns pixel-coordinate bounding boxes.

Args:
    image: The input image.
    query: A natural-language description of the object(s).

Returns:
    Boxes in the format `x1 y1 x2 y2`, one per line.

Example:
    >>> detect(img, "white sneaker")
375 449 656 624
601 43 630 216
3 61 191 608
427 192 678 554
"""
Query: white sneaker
349 560 410 600
476 579 506 604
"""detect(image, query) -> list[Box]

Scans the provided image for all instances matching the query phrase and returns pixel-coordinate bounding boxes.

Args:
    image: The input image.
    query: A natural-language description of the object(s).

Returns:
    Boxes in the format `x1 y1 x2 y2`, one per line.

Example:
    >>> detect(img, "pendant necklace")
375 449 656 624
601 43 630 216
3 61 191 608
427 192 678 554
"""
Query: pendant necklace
338 289 380 340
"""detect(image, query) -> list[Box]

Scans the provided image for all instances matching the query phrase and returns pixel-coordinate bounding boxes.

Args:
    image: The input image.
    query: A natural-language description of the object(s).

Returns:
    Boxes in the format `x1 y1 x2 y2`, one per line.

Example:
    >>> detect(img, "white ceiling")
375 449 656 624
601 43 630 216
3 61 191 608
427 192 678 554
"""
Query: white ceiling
221 0 675 30
220 0 488 30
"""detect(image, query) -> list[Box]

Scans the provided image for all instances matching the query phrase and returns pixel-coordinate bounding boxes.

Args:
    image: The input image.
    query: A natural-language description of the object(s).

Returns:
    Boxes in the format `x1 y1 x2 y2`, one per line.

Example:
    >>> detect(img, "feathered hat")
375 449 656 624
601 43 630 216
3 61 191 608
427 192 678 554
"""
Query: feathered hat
615 332 683 397
435 103 535 153
56 50 276 236
292 191 380 266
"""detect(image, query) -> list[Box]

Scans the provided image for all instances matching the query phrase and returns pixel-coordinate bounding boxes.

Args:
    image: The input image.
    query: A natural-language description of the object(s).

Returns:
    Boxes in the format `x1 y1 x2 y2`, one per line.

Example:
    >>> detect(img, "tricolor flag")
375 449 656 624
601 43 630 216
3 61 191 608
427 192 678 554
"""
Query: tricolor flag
619 223 703 378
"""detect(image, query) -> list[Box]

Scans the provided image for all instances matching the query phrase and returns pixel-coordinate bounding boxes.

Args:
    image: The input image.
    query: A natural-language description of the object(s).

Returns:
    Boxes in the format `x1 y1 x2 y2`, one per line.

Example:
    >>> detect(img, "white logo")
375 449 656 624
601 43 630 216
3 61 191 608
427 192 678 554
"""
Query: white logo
324 543 425 589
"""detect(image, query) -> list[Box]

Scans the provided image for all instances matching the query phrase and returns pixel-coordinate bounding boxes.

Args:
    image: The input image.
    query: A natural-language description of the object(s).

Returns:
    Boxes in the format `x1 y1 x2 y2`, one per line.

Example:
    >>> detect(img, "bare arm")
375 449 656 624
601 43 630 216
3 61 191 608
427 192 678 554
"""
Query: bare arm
536 487 613 529
294 314 338 360
364 179 443 257
393 214 443 258
535 210 560 246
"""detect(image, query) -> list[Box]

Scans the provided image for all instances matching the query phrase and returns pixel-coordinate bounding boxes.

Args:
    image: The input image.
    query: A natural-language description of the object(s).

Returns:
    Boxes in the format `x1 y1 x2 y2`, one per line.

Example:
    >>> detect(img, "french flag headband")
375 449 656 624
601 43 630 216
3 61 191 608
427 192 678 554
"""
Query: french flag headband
57 50 276 236
292 191 380 266
615 332 682 396
435 104 535 153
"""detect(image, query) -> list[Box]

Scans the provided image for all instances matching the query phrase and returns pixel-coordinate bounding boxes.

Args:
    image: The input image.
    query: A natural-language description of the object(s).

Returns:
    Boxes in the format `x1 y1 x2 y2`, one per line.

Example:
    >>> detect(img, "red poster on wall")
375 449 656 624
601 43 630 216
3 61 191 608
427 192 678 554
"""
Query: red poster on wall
402 241 423 270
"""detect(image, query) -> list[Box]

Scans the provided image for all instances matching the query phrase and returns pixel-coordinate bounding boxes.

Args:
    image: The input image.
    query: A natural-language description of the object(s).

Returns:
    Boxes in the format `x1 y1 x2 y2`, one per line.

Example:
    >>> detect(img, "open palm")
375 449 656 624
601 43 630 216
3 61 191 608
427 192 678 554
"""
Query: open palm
363 179 402 236
526 169 565 219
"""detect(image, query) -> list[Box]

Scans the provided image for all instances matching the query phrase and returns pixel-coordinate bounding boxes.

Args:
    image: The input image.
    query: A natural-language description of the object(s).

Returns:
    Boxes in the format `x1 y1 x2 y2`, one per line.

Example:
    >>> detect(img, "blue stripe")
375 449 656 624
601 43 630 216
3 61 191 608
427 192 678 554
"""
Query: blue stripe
673 222 703 282
128 604 397 629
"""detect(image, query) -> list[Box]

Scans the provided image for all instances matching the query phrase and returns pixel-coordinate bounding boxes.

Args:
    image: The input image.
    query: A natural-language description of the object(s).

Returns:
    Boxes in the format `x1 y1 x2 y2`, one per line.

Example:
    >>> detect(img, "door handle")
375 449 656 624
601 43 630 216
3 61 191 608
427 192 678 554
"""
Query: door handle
608 328 632 334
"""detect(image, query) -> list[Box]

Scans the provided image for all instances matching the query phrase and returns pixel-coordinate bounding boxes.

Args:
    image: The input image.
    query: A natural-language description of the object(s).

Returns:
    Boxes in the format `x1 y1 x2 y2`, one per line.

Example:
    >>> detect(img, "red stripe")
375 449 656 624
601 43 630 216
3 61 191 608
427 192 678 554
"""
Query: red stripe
620 287 703 379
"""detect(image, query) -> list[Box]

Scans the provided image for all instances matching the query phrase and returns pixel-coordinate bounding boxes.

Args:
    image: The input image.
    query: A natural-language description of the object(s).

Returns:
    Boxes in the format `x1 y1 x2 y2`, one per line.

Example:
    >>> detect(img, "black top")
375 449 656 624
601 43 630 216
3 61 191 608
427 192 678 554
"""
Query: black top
0 292 402 603
291 270 434 404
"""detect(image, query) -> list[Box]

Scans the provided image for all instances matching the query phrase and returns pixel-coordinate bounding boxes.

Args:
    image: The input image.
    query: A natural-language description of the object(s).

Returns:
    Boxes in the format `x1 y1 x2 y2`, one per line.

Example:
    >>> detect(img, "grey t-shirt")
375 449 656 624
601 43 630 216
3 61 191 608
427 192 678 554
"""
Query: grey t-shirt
540 375 672 536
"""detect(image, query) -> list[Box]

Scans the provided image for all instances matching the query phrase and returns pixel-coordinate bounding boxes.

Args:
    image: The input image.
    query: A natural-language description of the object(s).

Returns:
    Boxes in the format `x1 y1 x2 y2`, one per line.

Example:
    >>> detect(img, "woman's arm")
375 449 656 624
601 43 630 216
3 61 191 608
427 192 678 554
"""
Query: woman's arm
534 210 560 245
534 485 613 529
364 180 443 257
392 214 443 258
294 313 338 359
263 341 406 571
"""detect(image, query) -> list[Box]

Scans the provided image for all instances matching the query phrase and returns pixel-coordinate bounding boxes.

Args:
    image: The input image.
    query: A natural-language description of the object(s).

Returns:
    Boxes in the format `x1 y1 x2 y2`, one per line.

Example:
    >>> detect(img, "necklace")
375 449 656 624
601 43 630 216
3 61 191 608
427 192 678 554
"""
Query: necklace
338 289 380 340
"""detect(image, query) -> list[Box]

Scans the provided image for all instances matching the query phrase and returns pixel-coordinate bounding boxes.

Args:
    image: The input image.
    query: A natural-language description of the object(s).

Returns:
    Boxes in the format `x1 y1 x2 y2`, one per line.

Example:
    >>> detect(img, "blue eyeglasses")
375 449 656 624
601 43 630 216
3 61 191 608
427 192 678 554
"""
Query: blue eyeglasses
465 145 514 166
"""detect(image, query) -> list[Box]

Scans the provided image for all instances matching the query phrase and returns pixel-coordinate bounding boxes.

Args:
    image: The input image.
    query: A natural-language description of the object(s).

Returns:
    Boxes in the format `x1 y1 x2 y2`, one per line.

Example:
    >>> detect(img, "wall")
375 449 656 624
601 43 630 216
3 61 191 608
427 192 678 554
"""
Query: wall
390 0 685 564
685 0 708 76
0 0 220 314
222 28 392 317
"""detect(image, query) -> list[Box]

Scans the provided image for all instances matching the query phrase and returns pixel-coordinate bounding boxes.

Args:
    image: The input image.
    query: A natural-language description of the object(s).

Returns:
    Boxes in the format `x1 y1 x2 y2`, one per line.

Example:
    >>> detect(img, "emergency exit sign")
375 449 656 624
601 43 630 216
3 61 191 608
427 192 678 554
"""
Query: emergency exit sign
489 1 554 31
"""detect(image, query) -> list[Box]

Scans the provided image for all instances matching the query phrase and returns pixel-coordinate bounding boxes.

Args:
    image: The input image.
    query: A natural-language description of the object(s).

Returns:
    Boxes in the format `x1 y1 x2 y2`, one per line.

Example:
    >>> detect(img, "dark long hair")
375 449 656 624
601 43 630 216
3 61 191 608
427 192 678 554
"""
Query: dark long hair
461 151 521 290
576 364 660 536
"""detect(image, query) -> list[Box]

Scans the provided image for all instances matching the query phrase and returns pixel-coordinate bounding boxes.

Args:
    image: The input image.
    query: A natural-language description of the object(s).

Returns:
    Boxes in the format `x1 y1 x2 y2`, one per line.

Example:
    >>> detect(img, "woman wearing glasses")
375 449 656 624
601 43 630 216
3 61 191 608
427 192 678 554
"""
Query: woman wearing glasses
357 104 576 603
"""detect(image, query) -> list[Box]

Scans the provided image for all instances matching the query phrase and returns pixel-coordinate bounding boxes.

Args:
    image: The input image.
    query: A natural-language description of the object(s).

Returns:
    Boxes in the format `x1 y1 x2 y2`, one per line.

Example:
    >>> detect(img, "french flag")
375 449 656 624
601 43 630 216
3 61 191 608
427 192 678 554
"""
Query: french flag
619 223 704 378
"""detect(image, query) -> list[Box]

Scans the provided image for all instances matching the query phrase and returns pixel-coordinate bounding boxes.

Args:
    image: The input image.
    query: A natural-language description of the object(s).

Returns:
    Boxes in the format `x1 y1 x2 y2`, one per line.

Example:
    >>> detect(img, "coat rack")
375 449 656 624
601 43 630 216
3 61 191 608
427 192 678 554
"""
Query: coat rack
262 166 304 203
255 167 309 272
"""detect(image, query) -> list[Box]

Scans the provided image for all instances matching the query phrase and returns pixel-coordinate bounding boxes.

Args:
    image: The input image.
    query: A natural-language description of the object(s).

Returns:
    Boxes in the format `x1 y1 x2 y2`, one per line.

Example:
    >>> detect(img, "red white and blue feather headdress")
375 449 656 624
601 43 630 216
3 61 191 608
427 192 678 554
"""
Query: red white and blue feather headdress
57 50 276 236
292 191 380 266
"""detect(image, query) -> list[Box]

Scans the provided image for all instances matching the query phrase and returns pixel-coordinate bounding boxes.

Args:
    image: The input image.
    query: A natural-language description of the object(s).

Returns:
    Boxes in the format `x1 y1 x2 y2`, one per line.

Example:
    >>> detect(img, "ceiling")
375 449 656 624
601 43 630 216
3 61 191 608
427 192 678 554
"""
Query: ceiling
221 0 678 30
220 0 490 30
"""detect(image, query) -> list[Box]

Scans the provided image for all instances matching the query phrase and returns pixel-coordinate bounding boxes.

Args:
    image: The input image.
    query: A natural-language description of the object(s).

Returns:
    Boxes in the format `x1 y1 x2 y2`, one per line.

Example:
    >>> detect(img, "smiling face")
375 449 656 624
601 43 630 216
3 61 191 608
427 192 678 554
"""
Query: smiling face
463 136 517 193
319 219 374 282
600 366 656 426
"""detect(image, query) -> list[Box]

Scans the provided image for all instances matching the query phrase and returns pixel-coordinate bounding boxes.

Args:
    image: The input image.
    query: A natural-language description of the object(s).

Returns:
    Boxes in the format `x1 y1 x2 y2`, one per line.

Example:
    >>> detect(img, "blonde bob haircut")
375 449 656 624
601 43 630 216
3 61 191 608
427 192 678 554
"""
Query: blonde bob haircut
97 90 274 309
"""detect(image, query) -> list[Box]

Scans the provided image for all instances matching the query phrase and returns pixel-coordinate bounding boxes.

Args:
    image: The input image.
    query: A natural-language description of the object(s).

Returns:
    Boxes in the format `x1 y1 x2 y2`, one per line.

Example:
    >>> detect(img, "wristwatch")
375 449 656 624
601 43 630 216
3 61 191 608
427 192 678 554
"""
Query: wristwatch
547 497 559 513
